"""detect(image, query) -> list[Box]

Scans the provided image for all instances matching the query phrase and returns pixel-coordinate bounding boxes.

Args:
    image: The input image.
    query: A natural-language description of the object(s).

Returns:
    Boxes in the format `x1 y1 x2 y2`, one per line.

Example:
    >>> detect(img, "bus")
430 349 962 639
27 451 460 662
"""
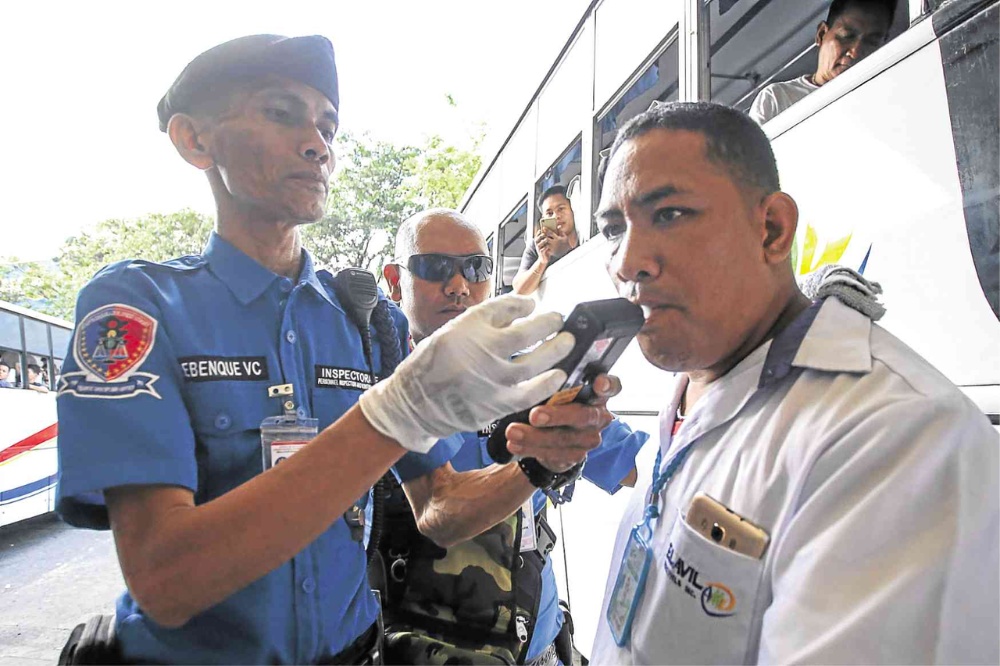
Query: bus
459 0 998 655
0 300 72 527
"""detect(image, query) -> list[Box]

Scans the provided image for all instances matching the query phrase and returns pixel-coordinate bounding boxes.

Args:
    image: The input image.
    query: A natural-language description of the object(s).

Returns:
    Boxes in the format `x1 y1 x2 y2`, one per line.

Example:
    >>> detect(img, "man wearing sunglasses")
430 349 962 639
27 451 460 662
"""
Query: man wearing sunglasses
380 209 648 666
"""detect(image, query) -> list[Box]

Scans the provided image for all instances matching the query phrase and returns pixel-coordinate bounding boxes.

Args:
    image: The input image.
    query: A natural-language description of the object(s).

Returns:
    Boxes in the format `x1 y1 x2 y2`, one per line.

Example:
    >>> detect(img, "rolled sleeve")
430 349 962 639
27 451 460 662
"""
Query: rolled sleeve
56 265 198 529
583 419 649 494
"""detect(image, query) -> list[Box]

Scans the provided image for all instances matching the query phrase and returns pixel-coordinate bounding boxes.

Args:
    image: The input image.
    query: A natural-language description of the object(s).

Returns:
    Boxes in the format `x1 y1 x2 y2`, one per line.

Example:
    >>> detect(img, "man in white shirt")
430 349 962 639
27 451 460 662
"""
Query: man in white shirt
749 0 894 125
590 101 999 664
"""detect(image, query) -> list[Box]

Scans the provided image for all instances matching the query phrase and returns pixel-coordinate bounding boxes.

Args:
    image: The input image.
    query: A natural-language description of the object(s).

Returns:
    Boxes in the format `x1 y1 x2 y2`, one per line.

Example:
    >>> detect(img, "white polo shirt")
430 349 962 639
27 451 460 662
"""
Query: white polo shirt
749 75 820 125
592 297 999 665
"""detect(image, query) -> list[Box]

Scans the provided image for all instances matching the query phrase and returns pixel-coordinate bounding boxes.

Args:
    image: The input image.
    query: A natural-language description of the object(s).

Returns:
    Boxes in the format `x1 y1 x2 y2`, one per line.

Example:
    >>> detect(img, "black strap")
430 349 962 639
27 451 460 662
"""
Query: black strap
319 623 381 665
58 614 119 665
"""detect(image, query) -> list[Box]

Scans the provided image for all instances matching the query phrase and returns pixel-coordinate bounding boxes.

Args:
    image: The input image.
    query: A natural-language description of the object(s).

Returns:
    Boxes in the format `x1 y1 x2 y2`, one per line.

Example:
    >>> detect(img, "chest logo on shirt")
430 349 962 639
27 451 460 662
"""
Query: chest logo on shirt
59 303 161 399
315 365 375 391
665 542 737 617
179 356 270 382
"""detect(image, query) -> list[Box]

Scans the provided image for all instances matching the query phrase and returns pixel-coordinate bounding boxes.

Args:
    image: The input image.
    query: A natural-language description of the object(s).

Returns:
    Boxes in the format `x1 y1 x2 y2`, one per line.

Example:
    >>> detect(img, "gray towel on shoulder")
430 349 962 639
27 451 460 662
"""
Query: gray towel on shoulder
801 264 886 321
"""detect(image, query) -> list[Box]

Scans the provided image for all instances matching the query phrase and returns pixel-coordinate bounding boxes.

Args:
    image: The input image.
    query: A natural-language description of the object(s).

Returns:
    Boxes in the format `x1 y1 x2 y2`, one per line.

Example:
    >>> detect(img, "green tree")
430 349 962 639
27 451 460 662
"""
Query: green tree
305 127 483 276
8 209 213 319
412 132 483 210
304 131 423 275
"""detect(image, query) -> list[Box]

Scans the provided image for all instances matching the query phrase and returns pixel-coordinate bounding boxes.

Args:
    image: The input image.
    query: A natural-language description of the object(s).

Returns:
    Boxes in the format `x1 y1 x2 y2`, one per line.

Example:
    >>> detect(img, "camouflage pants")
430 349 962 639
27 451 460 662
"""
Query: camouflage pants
525 643 559 666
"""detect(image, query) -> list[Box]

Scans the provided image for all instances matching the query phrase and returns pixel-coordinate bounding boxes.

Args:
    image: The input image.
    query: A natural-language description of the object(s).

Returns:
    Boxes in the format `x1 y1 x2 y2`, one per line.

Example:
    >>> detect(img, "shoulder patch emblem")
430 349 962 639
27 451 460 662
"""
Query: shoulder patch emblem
60 303 161 399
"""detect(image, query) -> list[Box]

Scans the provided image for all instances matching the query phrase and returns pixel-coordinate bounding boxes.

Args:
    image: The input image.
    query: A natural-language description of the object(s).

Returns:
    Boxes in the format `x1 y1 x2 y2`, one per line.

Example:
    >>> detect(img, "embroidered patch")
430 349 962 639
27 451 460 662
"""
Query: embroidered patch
59 303 161 399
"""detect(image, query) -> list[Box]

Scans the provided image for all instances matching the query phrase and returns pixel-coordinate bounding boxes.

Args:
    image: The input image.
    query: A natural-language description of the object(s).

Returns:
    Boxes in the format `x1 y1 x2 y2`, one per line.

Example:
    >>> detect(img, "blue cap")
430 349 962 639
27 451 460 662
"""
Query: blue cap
157 34 338 132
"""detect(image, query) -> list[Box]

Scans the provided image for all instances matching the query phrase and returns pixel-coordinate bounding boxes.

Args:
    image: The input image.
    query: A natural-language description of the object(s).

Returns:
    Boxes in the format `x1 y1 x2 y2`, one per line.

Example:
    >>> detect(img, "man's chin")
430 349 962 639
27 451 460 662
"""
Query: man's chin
637 332 692 373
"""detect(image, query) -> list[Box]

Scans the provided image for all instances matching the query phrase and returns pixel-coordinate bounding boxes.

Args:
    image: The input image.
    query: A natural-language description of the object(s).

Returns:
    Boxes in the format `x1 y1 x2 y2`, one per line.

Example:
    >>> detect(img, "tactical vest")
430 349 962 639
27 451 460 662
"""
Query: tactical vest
377 475 547 665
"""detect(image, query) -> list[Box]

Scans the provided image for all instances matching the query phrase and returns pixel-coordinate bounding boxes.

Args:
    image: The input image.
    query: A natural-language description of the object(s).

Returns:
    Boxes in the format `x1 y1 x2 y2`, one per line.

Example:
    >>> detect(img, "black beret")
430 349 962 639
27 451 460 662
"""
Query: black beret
157 34 338 132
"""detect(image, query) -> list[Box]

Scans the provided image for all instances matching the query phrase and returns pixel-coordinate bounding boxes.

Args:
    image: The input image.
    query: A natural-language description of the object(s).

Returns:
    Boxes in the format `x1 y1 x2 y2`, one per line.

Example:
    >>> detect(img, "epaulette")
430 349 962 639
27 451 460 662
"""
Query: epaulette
91 255 207 281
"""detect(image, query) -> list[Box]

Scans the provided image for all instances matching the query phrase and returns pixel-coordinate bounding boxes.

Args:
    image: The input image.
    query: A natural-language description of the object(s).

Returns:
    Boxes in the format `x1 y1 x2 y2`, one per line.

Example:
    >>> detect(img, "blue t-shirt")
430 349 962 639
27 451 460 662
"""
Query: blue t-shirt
400 419 649 659
55 233 455 664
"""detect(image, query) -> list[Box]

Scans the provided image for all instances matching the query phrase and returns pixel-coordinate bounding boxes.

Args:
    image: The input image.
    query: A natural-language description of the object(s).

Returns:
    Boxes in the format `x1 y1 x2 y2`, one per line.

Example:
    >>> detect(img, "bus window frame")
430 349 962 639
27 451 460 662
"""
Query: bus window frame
535 134 585 240
591 26 681 231
497 197 529 296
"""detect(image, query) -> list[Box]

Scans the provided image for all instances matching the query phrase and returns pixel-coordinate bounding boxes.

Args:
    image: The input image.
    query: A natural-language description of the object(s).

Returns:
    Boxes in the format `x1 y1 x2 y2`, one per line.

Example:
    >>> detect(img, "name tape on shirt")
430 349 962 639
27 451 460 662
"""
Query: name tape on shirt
478 420 500 438
179 356 270 382
315 365 375 391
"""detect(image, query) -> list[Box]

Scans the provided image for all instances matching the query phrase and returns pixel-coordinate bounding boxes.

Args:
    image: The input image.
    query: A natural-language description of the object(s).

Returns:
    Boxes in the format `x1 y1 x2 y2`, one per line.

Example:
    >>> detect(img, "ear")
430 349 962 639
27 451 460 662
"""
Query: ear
167 113 215 170
815 21 829 46
383 263 402 303
760 192 798 265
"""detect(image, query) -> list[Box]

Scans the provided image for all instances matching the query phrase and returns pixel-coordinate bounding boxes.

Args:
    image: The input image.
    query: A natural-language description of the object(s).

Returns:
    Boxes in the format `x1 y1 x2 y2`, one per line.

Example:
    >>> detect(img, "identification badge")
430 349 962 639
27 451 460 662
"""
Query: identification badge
607 524 653 647
519 499 537 553
261 415 318 470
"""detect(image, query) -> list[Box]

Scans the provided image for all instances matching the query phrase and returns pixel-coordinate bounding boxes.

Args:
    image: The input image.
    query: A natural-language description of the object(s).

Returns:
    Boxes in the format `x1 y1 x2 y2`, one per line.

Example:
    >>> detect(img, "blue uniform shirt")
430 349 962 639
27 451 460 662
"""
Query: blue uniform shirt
401 419 649 660
55 233 456 664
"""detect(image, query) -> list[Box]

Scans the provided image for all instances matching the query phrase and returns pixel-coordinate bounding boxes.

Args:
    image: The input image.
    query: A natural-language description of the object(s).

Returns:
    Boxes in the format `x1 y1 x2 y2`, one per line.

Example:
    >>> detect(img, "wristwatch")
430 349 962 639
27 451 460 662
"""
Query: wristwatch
517 457 584 491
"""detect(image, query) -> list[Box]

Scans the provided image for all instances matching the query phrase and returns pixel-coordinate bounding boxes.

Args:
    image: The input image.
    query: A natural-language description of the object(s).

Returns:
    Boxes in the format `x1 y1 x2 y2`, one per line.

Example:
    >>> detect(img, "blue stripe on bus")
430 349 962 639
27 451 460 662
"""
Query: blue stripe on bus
0 474 57 505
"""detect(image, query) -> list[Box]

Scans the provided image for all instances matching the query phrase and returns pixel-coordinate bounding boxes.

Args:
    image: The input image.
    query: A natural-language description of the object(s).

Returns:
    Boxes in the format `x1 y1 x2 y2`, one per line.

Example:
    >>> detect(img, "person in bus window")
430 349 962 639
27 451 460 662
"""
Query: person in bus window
589 101 998 665
749 0 894 125
0 360 13 389
380 208 648 666
513 185 580 295
27 363 48 393
54 34 611 665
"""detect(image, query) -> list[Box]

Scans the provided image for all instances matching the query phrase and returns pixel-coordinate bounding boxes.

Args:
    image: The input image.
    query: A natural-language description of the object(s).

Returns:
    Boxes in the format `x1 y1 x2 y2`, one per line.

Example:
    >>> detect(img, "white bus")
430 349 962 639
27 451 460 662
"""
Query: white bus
0 300 71 527
460 0 998 655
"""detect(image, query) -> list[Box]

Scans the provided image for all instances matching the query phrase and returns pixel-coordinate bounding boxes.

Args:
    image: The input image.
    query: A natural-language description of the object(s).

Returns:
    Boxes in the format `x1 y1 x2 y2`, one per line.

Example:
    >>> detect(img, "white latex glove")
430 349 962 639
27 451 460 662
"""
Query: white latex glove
359 295 573 453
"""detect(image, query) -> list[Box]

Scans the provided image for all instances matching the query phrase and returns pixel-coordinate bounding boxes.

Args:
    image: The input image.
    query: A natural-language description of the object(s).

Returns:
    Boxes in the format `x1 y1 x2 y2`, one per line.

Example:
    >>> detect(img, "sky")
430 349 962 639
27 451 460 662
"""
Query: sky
1 0 591 262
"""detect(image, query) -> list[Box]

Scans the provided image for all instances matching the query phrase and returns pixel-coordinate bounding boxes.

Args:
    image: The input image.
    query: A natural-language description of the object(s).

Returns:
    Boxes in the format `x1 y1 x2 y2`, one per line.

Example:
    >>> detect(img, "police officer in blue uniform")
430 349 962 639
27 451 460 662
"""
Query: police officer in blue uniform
380 209 649 665
55 35 618 665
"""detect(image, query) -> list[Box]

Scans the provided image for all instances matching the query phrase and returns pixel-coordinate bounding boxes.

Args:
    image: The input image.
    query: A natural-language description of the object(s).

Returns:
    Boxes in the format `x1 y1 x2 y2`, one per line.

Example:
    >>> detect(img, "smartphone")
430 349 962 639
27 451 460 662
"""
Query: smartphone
486 298 644 464
685 493 770 559
539 216 559 232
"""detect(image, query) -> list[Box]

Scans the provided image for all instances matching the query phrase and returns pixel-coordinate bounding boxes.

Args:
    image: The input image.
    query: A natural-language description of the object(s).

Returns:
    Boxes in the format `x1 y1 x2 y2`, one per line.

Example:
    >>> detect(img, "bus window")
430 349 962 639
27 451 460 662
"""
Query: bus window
0 310 21 352
0 348 20 388
712 0 907 123
498 201 529 295
536 138 583 238
23 317 50 359
592 35 680 231
51 326 71 360
52 357 63 391
26 355 49 393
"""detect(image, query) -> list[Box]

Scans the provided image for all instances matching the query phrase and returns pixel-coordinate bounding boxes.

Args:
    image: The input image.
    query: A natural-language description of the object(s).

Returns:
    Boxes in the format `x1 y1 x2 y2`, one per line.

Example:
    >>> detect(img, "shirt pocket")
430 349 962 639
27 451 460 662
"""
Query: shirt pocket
185 383 277 499
633 509 765 665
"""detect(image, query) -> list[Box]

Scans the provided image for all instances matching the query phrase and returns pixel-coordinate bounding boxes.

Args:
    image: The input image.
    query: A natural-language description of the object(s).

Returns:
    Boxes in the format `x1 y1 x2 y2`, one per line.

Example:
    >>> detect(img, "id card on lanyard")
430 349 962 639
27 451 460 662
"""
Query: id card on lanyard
606 397 695 647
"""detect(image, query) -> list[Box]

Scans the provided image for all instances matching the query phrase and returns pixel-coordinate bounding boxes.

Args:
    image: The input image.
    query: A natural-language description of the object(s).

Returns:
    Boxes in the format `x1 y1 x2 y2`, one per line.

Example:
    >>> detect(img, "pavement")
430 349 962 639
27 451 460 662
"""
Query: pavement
0 514 122 665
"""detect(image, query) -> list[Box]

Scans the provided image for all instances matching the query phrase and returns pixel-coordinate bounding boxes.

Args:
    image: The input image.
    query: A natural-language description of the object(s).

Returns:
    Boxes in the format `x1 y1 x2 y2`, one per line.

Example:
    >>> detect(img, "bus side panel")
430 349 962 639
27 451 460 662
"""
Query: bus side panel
0 391 58 528
771 40 1000 391
546 414 660 660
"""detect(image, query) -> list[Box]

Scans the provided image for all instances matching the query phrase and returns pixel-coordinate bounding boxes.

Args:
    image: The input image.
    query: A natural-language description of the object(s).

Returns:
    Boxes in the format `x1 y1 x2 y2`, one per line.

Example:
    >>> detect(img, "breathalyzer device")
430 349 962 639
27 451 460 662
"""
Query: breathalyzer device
486 297 644 464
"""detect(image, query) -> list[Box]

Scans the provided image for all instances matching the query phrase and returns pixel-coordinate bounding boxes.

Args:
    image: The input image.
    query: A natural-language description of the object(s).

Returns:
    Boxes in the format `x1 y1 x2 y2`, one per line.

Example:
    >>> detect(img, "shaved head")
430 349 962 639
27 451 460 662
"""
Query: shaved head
394 208 482 260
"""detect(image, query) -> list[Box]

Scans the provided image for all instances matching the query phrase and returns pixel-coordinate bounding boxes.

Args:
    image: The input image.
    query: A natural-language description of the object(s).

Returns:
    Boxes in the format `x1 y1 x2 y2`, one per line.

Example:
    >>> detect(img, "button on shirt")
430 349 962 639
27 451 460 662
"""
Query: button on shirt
592 297 1000 665
402 419 649 660
56 233 458 665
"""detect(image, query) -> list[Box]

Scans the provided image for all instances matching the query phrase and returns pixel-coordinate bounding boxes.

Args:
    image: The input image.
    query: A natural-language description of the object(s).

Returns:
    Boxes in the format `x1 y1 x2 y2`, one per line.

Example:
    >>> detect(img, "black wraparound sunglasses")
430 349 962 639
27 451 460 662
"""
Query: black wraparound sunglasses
398 253 494 283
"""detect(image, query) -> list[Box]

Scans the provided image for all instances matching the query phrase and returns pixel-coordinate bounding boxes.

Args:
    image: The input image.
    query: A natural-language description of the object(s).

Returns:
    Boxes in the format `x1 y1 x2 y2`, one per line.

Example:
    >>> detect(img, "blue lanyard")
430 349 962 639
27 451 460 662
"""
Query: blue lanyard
637 404 698 534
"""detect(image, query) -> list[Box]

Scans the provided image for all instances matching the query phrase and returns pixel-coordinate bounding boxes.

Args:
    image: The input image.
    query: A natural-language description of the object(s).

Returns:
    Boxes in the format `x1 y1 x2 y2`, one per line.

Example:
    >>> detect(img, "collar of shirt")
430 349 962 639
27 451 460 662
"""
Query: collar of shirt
202 231 338 310
666 297 874 455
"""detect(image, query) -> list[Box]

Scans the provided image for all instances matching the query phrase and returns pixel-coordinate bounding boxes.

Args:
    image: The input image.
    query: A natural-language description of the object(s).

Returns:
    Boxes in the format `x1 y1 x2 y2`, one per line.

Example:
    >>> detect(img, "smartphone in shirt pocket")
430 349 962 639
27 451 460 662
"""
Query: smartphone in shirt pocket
685 493 770 559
